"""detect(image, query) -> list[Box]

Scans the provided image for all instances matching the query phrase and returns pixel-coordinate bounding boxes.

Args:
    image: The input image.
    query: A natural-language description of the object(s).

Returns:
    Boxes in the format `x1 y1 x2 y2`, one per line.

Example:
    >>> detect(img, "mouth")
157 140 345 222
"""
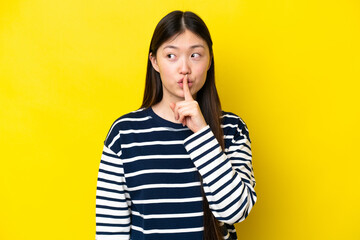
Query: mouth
178 77 193 83
177 78 193 87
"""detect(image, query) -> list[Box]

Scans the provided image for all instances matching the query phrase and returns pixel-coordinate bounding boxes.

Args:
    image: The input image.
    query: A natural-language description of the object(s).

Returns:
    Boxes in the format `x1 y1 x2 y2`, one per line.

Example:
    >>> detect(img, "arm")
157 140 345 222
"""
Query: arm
96 131 131 239
183 119 257 224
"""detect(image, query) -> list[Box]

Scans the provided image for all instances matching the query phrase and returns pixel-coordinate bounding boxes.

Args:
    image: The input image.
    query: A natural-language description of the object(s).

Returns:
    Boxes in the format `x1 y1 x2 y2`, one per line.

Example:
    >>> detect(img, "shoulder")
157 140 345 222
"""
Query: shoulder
108 108 149 131
221 110 251 143
103 108 149 149
114 107 150 122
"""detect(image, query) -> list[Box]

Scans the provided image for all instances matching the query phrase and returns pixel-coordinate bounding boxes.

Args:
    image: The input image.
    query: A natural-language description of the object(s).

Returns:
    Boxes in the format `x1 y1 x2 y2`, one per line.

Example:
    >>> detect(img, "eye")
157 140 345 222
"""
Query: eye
191 53 201 58
167 54 176 59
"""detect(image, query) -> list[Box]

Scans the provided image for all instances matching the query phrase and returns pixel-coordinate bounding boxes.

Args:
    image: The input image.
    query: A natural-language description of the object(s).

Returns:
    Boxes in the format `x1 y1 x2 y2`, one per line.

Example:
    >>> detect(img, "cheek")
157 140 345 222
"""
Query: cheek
158 62 175 77
194 63 209 78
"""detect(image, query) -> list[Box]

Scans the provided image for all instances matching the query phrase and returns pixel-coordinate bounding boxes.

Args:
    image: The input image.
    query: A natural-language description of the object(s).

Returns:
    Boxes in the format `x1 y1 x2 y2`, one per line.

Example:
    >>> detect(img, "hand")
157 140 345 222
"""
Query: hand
170 74 207 132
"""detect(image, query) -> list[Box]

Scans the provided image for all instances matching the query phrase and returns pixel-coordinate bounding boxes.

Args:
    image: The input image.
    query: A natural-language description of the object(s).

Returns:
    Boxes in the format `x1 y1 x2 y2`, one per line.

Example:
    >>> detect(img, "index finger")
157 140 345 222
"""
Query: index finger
183 74 193 101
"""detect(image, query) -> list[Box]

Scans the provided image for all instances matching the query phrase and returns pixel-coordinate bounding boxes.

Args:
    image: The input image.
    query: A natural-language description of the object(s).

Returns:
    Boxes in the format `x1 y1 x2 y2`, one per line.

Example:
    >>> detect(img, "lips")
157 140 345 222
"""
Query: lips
177 78 193 84
177 79 193 88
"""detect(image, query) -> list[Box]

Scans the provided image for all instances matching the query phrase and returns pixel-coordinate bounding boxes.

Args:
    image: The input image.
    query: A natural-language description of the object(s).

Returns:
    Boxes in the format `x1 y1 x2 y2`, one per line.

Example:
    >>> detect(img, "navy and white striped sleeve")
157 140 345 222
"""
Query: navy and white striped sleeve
183 119 257 224
96 123 131 240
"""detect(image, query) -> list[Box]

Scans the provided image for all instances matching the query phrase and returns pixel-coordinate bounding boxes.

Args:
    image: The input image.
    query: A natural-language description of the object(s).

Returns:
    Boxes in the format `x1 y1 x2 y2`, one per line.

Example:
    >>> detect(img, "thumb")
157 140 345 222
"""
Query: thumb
169 102 176 112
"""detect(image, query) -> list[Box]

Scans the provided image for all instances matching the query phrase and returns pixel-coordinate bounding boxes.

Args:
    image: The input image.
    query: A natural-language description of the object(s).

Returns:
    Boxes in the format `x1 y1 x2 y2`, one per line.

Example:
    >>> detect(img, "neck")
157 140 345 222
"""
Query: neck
151 101 177 124
151 90 197 124
152 94 184 124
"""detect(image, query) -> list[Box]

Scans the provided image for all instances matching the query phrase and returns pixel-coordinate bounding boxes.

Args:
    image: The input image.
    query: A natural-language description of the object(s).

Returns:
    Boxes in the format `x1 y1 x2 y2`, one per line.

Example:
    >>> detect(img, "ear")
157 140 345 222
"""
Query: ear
207 56 213 71
149 52 160 73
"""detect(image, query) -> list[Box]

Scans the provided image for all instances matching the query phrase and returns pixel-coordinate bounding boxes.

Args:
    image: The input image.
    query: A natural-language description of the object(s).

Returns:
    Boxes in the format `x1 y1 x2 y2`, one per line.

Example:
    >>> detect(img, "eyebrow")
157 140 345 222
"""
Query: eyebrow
163 44 205 50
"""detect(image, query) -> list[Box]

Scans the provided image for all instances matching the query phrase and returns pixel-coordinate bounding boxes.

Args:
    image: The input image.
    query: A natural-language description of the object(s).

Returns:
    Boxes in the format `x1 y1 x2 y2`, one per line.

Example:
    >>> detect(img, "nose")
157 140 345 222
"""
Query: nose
179 57 191 75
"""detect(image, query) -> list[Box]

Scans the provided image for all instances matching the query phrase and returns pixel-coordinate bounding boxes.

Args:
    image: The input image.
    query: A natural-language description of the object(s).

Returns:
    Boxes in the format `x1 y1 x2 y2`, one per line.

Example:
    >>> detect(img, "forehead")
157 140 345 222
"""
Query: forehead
160 29 208 50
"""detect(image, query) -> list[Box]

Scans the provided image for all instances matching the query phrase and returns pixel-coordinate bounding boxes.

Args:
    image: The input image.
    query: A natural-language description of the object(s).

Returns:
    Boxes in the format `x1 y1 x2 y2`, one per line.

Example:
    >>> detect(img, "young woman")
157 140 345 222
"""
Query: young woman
96 10 257 240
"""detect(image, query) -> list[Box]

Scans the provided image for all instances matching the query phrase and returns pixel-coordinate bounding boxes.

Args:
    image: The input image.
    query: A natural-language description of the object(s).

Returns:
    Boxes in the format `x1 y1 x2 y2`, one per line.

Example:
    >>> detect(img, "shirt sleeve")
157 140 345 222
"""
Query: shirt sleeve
95 124 131 239
183 118 257 224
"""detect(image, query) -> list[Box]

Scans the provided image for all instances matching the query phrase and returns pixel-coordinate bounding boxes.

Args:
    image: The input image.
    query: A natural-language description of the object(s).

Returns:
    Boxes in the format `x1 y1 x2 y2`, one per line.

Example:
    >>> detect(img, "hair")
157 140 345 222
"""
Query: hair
141 10 224 239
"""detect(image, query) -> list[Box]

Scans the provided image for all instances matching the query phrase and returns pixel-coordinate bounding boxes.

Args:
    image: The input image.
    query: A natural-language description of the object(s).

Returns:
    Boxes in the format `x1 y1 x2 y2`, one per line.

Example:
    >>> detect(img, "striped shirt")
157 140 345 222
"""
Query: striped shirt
96 107 257 240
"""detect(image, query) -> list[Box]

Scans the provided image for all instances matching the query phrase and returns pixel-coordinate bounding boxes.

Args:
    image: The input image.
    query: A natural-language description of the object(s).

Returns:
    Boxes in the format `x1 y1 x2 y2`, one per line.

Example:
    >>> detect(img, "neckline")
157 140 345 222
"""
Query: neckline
147 107 187 129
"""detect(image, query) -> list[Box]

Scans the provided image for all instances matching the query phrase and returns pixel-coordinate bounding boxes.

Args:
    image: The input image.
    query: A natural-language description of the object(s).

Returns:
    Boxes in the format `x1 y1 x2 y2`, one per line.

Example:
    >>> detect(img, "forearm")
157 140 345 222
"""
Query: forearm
184 125 257 224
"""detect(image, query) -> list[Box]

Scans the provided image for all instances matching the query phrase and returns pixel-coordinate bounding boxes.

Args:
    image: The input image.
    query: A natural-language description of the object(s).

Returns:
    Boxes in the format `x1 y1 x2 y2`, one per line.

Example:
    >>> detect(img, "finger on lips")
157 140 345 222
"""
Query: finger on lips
183 74 193 101
170 74 196 124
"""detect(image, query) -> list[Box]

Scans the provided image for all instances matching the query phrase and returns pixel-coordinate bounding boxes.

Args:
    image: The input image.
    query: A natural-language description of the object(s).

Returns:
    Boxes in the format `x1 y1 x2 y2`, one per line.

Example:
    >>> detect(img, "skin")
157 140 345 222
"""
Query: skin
149 29 211 133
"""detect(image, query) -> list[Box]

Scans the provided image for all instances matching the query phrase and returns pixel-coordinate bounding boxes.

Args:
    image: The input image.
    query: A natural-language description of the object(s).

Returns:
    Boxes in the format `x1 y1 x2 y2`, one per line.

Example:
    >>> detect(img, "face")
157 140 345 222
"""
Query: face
149 29 211 102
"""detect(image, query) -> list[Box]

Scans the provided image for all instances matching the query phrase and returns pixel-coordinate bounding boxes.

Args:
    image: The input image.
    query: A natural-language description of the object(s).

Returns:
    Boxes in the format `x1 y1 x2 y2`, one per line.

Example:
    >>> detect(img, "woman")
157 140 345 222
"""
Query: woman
96 10 257 240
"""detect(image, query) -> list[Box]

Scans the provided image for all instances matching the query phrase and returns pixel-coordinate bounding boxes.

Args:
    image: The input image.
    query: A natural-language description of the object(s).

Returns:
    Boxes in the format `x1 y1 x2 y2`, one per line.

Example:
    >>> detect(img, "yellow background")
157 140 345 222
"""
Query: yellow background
1 0 359 239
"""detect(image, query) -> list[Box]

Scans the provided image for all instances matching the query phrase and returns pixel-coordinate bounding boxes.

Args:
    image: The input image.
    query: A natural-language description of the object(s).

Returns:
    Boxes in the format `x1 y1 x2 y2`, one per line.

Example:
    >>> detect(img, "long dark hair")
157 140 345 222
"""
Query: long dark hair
141 10 224 239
